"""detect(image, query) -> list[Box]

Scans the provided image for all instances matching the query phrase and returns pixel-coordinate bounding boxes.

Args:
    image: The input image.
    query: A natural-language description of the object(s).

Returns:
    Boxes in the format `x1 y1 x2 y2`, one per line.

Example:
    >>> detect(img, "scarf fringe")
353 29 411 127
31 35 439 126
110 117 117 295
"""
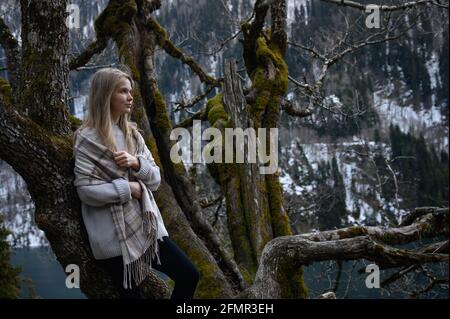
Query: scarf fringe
123 209 160 290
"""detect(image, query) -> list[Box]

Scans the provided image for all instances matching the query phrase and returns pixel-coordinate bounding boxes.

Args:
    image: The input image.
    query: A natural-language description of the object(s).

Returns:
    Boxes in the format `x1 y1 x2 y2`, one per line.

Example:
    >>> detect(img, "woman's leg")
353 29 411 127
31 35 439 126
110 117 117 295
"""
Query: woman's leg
96 255 143 299
152 236 200 299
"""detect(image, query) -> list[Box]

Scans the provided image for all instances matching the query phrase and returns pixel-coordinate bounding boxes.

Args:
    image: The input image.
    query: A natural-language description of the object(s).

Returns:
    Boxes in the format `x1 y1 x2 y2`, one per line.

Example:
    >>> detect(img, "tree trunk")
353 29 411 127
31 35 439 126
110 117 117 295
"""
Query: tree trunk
203 1 296 289
20 0 71 135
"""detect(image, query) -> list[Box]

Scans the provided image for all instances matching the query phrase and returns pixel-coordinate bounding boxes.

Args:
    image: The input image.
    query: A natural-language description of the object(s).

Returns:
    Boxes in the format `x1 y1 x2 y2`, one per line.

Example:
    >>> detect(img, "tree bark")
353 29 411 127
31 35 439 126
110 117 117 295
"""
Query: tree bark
19 0 71 136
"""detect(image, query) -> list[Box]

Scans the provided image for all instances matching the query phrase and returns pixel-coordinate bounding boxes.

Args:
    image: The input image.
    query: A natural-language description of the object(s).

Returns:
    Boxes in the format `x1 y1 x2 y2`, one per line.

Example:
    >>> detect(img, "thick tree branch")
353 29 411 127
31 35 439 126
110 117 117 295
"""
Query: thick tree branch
299 207 448 246
0 94 71 193
248 235 447 298
69 37 109 70
241 0 276 74
243 207 448 298
270 0 288 55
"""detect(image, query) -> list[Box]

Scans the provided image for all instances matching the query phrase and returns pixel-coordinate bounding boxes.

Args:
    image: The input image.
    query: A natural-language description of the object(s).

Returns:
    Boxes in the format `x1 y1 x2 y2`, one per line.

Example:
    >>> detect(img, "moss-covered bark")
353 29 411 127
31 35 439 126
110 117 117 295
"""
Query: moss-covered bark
236 1 308 296
20 0 71 136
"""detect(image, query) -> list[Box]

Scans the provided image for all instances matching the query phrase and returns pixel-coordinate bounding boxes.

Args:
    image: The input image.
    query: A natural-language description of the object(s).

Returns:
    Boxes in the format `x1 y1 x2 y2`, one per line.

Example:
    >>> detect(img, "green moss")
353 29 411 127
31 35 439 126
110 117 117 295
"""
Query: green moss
49 135 73 158
94 0 139 80
144 137 162 168
206 93 229 128
149 82 186 175
176 239 228 298
68 115 82 131
146 17 172 50
336 226 368 239
266 175 292 237
131 97 145 124
119 43 140 81
152 88 171 131
0 77 13 106
277 262 309 299
248 35 288 124
95 0 137 40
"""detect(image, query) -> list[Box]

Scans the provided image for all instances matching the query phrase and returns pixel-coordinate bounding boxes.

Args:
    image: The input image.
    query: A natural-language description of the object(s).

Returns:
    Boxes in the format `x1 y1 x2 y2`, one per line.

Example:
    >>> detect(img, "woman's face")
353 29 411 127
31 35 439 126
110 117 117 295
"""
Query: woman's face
110 78 133 122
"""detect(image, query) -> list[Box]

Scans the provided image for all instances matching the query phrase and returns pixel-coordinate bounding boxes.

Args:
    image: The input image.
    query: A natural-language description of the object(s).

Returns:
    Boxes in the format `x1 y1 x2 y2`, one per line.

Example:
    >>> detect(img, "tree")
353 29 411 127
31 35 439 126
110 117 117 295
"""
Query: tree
0 0 448 298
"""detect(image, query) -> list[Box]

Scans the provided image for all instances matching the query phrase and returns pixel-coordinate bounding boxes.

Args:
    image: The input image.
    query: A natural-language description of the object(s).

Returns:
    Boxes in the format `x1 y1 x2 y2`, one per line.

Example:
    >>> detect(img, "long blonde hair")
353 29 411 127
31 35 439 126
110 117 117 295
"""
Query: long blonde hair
77 67 138 153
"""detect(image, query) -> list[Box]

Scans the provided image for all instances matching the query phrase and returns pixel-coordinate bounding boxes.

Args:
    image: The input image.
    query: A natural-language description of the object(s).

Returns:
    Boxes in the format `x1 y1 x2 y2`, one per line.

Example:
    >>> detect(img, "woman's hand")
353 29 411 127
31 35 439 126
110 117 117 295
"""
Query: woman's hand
129 181 142 199
113 151 140 170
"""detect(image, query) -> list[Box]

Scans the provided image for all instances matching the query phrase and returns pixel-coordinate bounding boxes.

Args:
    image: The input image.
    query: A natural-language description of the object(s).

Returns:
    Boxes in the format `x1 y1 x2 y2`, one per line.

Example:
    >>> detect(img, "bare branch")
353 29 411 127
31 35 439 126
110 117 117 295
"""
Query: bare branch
287 41 326 61
287 9 423 118
146 17 220 86
382 264 419 287
281 98 313 118
71 62 117 71
69 37 109 70
173 107 208 128
203 29 242 56
320 0 448 11
172 85 217 112
381 240 448 287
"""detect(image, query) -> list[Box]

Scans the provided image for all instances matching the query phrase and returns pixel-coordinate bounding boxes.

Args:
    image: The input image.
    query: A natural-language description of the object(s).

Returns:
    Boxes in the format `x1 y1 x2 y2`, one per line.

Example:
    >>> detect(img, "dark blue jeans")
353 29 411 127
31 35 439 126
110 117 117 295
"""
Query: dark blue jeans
97 236 200 299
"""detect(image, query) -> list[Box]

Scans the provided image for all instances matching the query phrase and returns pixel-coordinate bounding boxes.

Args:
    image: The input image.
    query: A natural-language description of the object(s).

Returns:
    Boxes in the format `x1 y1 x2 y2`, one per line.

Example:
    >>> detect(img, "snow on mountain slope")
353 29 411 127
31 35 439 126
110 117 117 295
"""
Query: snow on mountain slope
0 161 48 247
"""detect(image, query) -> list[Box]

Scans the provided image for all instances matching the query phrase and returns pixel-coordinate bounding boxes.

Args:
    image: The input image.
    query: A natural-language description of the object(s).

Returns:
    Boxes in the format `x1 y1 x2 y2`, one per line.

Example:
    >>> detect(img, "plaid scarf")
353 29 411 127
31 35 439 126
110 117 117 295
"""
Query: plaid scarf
74 128 160 289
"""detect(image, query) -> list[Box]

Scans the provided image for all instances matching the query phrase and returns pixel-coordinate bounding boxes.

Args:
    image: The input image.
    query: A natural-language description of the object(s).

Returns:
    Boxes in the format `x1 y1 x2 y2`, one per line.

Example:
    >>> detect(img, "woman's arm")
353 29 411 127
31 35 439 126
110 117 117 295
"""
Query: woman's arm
77 178 132 207
74 145 132 207
131 153 161 191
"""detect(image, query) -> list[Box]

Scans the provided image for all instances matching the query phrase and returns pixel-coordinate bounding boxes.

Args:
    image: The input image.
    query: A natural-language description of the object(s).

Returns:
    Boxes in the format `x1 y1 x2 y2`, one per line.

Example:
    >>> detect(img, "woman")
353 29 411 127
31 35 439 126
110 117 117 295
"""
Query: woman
73 68 199 299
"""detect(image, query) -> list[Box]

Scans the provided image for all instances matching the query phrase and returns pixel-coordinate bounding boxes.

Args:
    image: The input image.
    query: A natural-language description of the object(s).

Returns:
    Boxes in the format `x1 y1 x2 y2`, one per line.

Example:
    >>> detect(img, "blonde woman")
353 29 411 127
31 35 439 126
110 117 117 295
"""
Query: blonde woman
73 68 199 299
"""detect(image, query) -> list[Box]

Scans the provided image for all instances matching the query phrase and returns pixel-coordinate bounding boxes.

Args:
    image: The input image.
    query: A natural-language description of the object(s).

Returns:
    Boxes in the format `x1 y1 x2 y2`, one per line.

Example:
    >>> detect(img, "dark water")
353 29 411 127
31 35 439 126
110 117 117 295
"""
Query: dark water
10 247 86 299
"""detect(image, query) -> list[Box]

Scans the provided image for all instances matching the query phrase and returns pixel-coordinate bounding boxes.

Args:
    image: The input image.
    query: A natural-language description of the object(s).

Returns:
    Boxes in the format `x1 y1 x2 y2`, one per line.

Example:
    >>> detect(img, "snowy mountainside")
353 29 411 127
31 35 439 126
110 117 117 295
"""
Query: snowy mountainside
0 161 48 247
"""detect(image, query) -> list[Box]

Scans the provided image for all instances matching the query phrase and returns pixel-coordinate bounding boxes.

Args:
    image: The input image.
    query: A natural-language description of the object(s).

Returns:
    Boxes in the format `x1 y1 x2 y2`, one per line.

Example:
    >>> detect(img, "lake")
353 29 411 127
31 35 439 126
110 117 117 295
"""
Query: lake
11 247 86 299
